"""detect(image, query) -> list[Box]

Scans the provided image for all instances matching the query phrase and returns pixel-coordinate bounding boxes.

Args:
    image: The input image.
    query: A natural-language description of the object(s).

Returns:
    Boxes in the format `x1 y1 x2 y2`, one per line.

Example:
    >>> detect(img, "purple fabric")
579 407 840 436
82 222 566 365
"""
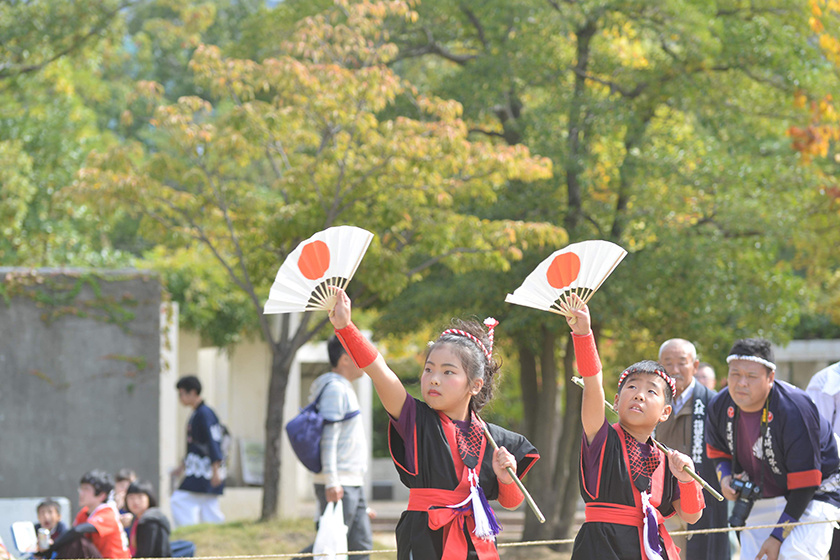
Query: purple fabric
391 393 418 470
771 511 797 542
581 419 610 496
645 502 661 552
477 484 502 536
736 410 785 497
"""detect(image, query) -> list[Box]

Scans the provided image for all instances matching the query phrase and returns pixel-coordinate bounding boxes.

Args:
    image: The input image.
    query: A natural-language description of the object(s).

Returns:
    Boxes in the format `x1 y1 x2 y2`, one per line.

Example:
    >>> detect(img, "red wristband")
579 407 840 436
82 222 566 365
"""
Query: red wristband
335 322 378 368
497 476 524 508
573 331 602 377
678 479 705 515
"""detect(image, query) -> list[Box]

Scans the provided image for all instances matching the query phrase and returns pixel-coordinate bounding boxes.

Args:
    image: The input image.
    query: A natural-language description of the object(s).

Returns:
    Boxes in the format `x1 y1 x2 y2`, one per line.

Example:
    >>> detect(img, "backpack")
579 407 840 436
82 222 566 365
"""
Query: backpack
286 382 360 473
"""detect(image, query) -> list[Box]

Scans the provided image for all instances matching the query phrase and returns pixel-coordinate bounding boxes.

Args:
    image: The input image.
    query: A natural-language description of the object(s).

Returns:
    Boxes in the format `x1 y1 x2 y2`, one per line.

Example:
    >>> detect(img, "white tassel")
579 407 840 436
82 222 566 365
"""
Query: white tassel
468 470 499 541
640 491 665 560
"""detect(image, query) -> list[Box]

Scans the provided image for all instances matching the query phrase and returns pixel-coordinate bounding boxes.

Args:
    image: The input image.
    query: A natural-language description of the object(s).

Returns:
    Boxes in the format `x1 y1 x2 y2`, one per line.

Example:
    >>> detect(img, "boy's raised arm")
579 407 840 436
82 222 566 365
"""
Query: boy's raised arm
329 288 408 419
566 297 605 444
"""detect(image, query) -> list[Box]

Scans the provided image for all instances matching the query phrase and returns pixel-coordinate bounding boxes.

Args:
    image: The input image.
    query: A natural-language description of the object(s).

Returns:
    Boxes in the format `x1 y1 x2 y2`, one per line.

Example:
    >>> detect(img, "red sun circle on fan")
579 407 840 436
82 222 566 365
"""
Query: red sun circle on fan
545 252 581 289
298 240 331 280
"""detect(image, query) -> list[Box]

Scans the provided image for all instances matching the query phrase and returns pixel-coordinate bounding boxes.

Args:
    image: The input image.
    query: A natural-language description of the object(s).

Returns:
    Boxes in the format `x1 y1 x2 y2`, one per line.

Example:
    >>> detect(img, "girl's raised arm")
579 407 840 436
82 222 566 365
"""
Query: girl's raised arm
329 288 408 419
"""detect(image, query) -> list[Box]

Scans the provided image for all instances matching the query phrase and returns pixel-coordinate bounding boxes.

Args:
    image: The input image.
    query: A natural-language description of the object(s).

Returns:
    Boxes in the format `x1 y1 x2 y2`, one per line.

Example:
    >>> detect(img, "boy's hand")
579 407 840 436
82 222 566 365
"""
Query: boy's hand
329 288 352 329
492 447 517 484
667 449 696 483
566 293 592 336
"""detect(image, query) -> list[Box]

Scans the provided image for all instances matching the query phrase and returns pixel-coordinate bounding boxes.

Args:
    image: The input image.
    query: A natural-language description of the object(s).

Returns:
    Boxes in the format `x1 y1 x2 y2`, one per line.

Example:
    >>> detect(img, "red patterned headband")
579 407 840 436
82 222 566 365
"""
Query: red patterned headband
618 366 676 399
438 317 499 361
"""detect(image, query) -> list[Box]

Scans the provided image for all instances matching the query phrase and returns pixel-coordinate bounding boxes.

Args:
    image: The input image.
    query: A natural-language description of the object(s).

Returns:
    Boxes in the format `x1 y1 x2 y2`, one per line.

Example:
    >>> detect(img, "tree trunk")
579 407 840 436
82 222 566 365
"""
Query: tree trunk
551 335 583 549
260 312 315 520
520 327 561 541
261 341 295 520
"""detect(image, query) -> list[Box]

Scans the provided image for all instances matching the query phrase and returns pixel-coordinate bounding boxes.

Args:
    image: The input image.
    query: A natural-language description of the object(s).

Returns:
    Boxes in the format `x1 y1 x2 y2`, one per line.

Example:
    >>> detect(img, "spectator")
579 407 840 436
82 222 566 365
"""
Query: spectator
125 482 195 559
114 469 137 530
656 339 730 560
695 362 717 391
170 375 226 527
806 361 840 560
40 470 130 559
299 335 373 560
34 498 67 546
706 339 840 560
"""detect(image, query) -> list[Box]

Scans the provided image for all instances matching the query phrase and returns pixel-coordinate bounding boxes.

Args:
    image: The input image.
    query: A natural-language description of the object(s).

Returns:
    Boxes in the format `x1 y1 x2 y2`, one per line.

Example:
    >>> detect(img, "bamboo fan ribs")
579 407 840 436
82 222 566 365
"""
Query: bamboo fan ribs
264 226 373 314
505 240 627 319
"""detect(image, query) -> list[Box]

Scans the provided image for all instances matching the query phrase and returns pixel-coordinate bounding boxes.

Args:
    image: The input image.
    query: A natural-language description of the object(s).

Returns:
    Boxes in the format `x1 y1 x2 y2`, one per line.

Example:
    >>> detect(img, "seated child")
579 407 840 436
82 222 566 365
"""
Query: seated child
40 470 130 559
566 296 705 560
328 288 539 560
35 498 67 548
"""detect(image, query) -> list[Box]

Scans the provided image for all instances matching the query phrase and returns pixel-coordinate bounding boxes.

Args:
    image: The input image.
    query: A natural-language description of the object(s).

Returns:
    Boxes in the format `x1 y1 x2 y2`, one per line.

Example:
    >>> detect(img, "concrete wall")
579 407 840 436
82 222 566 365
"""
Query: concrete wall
0 269 162 510
774 339 840 387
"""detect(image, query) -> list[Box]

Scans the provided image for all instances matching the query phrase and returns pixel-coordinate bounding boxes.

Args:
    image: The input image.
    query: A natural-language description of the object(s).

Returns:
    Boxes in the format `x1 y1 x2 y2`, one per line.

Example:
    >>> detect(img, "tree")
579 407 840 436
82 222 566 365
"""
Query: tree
71 0 557 519
371 0 837 545
0 0 143 266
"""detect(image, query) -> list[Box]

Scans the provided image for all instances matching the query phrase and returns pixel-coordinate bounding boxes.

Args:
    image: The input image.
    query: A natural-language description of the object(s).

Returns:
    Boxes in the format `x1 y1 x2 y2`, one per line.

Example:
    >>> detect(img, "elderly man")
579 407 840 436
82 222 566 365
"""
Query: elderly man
707 339 840 560
657 338 730 560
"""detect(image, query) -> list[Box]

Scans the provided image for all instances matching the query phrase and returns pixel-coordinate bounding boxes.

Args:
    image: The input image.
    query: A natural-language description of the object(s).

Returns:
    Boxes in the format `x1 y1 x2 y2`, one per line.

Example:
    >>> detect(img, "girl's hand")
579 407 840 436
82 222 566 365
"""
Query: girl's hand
566 293 592 336
493 446 517 484
667 449 696 483
329 287 352 329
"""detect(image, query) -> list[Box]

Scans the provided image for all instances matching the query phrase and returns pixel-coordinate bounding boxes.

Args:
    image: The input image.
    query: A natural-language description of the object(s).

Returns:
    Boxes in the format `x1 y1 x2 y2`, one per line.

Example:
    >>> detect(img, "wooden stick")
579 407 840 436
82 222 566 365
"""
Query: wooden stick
570 376 725 502
481 421 546 523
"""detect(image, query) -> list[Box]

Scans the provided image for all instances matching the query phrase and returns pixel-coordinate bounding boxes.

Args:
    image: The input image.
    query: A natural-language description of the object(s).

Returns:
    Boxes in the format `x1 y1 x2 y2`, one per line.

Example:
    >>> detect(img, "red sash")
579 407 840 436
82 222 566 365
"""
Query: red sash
407 488 498 560
403 411 497 560
613 426 681 560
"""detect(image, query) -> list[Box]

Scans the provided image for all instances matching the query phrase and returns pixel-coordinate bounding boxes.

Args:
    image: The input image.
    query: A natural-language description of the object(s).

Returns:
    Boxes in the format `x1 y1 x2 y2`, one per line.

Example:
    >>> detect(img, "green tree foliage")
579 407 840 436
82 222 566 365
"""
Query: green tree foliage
0 1 133 265
71 0 559 519
370 0 840 542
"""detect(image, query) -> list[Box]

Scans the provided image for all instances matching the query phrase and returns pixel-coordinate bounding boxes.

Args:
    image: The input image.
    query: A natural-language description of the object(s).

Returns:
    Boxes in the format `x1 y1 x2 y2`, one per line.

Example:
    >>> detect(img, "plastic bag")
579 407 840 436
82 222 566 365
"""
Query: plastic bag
313 500 348 560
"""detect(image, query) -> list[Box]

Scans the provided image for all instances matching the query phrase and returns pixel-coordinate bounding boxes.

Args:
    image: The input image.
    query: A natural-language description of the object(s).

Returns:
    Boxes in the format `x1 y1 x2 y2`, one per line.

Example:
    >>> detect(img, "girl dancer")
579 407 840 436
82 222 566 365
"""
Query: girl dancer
329 288 539 560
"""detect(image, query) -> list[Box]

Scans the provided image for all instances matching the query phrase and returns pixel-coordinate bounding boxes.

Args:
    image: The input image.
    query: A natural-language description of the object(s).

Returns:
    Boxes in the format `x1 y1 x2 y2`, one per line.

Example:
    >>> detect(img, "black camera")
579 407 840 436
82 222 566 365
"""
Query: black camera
728 478 762 527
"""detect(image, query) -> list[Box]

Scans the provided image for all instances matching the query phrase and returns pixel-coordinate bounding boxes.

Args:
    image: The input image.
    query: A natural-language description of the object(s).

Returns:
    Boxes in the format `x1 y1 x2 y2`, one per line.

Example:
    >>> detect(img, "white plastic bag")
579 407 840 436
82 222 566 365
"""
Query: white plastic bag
313 500 348 560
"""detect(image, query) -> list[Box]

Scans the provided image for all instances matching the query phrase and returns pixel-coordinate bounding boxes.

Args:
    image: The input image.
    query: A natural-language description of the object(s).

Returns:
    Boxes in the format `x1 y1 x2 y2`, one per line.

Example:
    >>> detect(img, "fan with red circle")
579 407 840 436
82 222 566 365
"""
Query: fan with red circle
505 240 627 319
264 226 374 314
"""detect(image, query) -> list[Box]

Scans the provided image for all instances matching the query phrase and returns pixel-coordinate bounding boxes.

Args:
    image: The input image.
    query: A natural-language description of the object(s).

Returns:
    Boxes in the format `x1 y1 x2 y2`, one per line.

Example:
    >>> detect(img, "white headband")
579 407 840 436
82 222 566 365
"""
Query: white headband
726 354 776 371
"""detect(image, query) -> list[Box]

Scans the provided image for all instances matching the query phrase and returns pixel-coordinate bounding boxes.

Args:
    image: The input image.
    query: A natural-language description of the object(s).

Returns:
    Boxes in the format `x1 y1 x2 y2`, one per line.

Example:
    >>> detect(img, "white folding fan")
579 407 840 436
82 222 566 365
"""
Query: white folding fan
505 240 627 320
264 226 374 314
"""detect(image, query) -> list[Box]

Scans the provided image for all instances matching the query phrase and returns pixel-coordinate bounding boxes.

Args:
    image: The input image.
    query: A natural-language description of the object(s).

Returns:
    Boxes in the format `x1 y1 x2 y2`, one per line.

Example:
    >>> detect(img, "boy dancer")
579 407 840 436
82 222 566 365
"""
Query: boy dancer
567 297 705 559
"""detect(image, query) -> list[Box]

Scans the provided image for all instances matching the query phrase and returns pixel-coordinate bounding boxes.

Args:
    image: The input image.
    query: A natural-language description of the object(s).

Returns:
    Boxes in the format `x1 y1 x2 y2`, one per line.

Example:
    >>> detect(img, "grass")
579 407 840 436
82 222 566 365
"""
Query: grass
170 518 573 560
171 518 398 559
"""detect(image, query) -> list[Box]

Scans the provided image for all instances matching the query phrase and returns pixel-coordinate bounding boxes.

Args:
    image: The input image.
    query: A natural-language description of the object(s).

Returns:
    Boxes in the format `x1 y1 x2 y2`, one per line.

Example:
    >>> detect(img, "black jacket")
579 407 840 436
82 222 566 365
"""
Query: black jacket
134 508 171 558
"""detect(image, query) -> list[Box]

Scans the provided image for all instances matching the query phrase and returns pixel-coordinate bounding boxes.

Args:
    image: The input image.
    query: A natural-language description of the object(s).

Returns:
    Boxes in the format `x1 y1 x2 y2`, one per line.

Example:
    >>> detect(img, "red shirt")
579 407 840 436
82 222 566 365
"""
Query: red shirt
74 504 130 559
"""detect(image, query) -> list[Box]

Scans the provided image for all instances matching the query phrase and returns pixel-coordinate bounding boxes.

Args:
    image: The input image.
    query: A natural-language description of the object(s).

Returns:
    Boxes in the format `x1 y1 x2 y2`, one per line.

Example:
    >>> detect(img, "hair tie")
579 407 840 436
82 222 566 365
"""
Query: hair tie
618 367 676 399
484 318 499 356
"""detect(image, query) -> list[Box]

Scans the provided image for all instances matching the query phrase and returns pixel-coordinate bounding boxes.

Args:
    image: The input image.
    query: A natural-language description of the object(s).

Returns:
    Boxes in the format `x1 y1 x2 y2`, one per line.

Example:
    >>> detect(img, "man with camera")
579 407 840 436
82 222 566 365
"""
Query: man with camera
705 338 840 560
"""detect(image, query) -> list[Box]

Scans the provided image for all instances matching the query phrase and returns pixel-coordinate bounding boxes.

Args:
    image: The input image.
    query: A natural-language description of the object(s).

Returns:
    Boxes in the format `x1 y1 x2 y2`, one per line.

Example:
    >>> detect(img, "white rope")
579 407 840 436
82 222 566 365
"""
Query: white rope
115 516 840 559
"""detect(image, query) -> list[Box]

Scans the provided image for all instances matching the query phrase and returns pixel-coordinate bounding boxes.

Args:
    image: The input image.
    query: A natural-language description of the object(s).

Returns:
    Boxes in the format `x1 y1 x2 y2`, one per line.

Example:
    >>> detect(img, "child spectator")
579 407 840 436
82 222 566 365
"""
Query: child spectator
328 288 539 560
126 481 195 558
34 499 67 546
566 295 705 559
40 470 130 559
114 469 137 532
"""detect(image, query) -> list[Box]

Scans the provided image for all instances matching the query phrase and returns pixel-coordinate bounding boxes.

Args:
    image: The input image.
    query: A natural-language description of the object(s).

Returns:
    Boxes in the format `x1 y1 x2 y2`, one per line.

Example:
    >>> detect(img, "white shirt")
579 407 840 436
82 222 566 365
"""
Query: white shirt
672 378 696 415
806 362 840 437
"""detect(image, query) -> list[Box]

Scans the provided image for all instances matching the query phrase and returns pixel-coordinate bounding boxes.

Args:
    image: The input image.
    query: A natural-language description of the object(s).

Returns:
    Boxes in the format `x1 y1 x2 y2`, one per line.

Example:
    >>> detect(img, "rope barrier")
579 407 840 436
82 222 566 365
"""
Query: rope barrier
125 516 840 559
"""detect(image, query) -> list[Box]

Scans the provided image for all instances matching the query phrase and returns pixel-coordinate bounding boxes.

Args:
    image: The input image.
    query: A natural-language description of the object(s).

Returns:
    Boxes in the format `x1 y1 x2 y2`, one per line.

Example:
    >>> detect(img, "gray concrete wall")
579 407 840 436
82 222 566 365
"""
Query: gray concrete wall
0 269 161 510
